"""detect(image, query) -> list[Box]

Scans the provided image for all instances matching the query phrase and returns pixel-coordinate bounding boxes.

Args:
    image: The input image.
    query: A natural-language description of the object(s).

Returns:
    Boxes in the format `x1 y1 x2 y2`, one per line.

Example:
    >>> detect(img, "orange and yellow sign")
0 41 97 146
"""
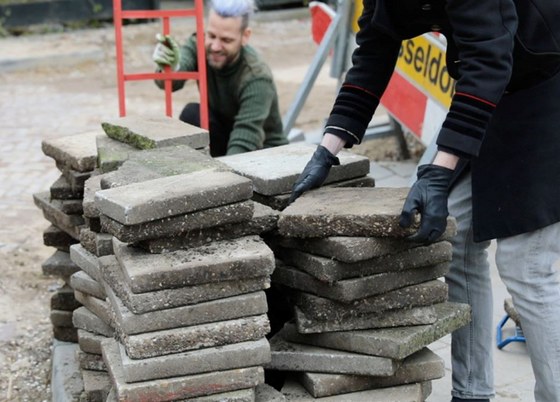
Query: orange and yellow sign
395 34 455 108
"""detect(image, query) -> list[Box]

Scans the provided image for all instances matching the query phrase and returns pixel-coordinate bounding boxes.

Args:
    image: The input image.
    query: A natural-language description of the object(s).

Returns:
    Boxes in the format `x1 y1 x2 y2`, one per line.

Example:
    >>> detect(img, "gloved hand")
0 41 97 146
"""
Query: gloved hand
399 164 454 243
152 33 181 71
288 145 340 204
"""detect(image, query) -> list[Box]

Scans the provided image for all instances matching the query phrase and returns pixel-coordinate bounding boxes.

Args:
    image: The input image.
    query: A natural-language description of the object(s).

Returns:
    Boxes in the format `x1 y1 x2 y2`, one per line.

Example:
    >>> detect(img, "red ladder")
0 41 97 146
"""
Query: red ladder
112 0 209 129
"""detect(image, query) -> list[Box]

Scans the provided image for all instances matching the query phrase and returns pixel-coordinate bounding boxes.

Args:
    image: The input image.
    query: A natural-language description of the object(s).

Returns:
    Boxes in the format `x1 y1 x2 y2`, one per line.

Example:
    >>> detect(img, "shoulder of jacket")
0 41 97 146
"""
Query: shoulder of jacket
239 46 274 82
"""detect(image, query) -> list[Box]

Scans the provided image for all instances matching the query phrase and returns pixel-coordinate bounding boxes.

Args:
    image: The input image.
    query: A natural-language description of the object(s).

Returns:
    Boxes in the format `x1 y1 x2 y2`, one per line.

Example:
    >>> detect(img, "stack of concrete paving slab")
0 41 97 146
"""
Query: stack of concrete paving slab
218 143 375 211
69 116 280 401
34 131 100 343
76 115 262 402
68 241 115 402
264 187 471 401
93 172 276 401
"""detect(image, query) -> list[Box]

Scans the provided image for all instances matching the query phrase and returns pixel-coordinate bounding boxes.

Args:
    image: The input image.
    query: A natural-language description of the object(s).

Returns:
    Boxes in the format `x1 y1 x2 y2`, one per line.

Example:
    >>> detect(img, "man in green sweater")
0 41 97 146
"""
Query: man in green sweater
152 0 288 157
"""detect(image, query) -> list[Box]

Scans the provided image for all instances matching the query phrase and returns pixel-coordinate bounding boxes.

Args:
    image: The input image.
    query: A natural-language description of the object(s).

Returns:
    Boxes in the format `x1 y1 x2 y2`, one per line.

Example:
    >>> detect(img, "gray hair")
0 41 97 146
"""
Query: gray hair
209 0 255 31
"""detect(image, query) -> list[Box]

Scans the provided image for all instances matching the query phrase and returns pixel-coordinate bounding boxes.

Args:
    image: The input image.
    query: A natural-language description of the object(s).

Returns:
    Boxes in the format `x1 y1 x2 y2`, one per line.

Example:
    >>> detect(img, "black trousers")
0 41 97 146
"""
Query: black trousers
179 103 232 157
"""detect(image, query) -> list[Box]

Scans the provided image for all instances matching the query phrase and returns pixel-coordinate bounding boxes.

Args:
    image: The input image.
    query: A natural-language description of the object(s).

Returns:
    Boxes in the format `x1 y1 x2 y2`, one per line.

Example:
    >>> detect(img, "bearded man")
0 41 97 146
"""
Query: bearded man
153 0 287 156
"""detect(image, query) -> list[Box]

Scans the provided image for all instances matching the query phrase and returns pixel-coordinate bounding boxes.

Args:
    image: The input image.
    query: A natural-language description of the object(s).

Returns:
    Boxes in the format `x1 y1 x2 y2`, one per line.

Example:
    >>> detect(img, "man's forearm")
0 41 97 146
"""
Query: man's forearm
433 151 459 170
320 133 347 155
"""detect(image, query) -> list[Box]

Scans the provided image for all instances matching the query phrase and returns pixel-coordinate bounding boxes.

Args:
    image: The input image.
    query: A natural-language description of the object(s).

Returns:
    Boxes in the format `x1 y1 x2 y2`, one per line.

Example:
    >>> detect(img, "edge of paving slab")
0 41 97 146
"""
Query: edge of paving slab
51 340 84 402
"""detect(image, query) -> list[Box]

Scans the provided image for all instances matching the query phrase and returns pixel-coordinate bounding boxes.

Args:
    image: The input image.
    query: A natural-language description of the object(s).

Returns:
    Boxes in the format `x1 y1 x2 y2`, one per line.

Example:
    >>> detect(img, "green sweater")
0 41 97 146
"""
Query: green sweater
162 35 287 155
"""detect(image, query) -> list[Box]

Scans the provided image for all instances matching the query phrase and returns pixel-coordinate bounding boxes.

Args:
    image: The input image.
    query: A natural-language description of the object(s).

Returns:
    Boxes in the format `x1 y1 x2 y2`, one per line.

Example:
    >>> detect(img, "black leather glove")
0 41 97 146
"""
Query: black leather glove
288 145 340 204
399 164 454 243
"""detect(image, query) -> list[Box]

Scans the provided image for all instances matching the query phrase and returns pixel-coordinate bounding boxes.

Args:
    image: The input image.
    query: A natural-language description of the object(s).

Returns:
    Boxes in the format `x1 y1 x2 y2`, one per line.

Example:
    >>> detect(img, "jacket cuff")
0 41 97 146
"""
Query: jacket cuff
324 84 381 147
436 92 496 158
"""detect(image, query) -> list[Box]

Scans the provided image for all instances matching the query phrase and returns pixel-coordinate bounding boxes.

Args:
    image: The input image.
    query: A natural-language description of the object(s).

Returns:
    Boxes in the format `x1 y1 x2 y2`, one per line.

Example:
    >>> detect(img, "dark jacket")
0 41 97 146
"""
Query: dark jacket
325 0 560 241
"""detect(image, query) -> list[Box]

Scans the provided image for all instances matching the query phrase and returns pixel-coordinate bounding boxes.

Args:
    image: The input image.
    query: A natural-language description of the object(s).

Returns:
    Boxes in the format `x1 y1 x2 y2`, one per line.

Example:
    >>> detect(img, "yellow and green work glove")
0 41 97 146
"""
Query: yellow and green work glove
152 33 181 71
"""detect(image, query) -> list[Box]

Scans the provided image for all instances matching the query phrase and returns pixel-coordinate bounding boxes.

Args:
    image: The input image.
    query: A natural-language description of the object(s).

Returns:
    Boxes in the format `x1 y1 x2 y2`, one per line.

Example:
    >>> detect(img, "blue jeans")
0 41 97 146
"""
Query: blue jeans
447 172 560 402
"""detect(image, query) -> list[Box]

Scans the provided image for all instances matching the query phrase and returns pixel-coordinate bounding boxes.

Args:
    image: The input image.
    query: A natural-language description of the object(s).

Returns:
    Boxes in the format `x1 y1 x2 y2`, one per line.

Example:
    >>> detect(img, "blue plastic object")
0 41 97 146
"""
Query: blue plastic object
496 314 526 349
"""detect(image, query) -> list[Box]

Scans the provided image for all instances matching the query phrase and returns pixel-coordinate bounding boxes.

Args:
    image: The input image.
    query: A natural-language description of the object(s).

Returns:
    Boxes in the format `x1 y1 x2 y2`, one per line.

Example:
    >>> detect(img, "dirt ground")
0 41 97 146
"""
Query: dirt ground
0 10 422 401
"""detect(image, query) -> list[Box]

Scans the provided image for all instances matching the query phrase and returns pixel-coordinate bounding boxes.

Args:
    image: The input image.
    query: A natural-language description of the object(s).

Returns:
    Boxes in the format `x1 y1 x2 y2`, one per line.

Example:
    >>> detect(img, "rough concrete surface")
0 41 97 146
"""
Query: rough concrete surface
94 170 253 225
102 338 264 401
113 235 274 292
101 115 209 150
218 142 370 196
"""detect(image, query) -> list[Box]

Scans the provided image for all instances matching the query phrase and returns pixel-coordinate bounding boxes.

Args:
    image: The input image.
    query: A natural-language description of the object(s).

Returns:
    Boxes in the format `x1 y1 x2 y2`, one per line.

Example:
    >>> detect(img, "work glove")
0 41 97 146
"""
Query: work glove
152 33 181 71
288 145 340 204
399 164 454 243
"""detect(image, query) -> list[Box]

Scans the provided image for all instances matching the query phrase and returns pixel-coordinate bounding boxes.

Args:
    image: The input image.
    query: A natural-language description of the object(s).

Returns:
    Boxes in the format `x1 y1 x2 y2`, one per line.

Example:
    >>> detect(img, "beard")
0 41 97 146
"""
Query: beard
206 48 239 70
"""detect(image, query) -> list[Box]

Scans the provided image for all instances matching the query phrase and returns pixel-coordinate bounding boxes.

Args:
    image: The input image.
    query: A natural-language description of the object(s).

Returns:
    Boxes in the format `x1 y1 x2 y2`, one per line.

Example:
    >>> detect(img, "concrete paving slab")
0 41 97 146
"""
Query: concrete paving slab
281 377 430 401
51 341 84 402
79 227 113 257
99 255 271 314
70 271 106 300
57 199 84 217
52 326 78 343
188 388 256 402
42 249 81 278
70 244 103 283
50 285 81 311
72 306 114 338
218 143 370 196
101 115 209 150
255 383 286 402
300 347 444 397
33 192 85 239
82 174 102 219
78 350 106 372
282 302 471 360
42 131 99 172
277 187 422 238
74 291 112 328
504 298 522 326
294 304 438 334
271 218 456 263
43 224 79 251
100 199 254 243
50 309 74 328
137 201 279 253
251 176 375 211
100 160 163 190
78 329 109 355
289 280 448 321
107 285 268 335
99 143 230 188
95 170 253 225
70 271 107 300
266 329 399 376
50 175 84 200
101 338 264 401
81 369 110 402
113 235 274 292
119 338 270 383
274 241 451 282
56 162 93 191
56 198 83 215
272 262 449 303
95 134 140 173
121 314 270 359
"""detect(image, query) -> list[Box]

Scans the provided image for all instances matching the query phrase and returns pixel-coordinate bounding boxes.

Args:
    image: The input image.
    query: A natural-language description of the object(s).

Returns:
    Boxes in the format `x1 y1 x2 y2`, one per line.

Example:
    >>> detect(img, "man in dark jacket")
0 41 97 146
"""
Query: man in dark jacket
290 1 560 401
